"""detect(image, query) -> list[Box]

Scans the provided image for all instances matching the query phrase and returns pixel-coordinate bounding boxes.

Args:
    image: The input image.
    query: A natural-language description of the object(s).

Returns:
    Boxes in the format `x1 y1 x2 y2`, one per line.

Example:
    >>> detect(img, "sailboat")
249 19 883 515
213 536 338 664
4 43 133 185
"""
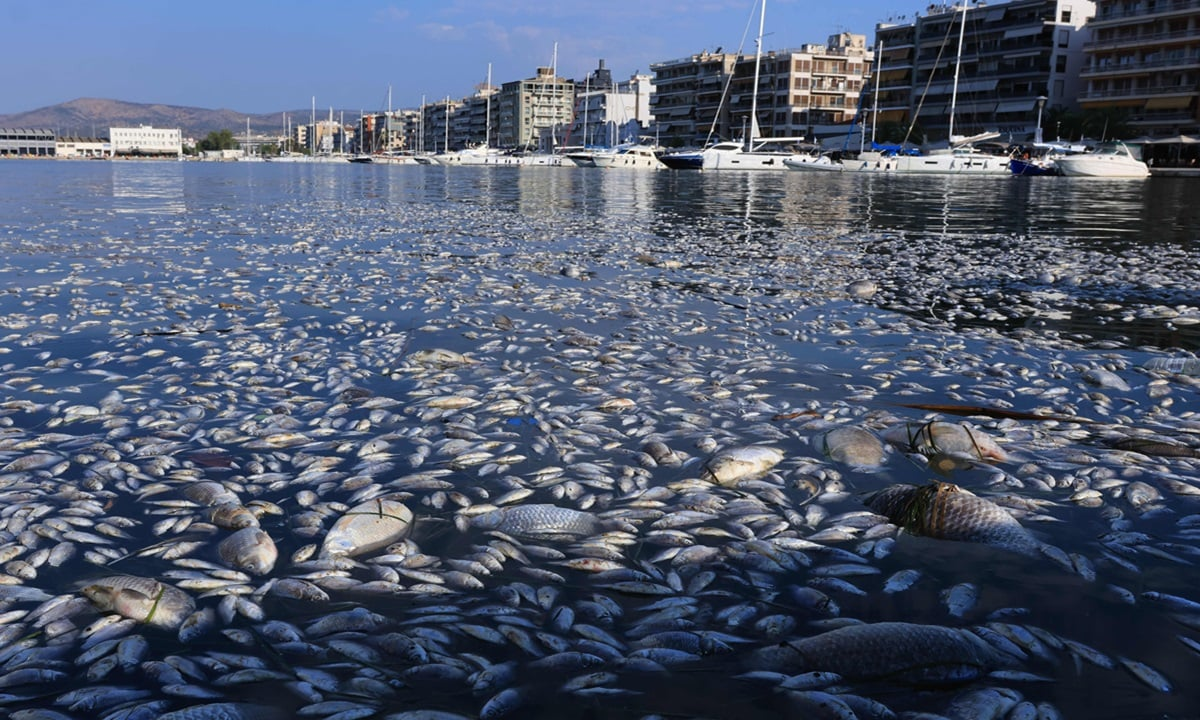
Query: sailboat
840 4 1011 174
659 0 817 171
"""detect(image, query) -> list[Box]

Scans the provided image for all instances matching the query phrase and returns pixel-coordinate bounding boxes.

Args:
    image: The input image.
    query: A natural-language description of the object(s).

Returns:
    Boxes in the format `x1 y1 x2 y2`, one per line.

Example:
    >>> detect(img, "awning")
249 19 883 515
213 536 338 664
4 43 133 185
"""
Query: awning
1149 134 1200 144
1003 25 1045 39
1080 97 1145 108
925 78 999 95
996 100 1035 114
984 7 1007 21
1144 96 1193 110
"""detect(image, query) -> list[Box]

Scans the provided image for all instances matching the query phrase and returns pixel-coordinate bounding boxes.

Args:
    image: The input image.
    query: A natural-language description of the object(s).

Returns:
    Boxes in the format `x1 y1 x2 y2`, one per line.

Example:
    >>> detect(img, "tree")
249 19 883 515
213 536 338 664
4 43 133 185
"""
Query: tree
197 129 239 152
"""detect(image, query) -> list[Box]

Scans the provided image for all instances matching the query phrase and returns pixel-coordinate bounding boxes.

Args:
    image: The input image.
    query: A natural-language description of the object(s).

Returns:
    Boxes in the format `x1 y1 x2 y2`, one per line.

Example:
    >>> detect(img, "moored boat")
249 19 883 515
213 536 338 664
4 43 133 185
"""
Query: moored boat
1054 141 1150 178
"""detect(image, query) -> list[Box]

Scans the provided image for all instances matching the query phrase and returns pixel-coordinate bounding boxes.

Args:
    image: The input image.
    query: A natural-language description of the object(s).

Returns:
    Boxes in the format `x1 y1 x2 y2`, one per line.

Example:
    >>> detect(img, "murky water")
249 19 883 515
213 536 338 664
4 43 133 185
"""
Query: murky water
0 160 1198 720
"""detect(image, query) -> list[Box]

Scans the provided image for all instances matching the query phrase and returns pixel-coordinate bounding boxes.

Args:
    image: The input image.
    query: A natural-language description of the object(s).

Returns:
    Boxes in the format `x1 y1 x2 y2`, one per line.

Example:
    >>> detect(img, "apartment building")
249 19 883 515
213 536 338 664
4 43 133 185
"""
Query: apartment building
651 34 872 147
569 60 656 147
650 51 738 146
872 0 1093 143
1079 0 1200 136
730 33 874 141
495 66 575 151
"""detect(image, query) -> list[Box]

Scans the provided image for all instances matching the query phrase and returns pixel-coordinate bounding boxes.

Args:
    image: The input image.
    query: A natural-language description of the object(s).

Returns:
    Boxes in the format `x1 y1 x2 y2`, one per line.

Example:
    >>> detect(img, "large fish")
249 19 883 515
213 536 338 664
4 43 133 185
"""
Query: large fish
861 482 1046 559
80 575 195 630
460 504 606 540
883 421 1006 471
322 497 414 558
745 621 1017 685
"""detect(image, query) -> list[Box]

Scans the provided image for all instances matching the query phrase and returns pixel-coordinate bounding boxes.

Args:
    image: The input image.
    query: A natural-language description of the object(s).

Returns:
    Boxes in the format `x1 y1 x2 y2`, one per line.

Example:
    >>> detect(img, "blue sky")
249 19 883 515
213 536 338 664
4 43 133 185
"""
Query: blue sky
1 0 901 114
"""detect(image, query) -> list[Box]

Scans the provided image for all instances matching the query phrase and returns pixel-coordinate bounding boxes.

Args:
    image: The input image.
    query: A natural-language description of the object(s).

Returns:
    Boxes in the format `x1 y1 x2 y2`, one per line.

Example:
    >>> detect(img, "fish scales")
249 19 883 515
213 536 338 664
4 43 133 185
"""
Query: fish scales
862 482 1048 558
745 621 1017 685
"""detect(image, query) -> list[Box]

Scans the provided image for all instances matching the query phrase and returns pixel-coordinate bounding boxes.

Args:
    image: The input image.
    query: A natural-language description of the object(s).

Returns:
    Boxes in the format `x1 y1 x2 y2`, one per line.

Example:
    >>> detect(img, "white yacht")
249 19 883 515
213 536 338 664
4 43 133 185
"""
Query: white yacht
1055 142 1150 178
591 144 664 170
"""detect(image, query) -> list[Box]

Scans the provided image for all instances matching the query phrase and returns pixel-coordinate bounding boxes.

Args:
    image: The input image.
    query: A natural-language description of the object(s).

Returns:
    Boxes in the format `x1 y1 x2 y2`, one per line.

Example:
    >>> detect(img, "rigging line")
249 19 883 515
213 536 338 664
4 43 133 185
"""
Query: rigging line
902 5 959 148
703 0 760 148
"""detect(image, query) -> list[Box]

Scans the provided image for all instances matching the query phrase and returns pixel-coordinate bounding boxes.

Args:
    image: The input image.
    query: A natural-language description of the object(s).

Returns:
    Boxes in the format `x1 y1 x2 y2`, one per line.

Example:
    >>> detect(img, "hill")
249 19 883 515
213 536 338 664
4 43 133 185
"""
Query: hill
0 98 356 139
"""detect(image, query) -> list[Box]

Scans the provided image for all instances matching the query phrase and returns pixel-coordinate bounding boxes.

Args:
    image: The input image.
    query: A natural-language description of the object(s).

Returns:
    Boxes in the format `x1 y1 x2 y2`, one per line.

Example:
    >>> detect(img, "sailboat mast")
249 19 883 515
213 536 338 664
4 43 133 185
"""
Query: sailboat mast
748 0 766 148
948 3 967 143
444 96 450 152
485 64 492 149
869 40 882 149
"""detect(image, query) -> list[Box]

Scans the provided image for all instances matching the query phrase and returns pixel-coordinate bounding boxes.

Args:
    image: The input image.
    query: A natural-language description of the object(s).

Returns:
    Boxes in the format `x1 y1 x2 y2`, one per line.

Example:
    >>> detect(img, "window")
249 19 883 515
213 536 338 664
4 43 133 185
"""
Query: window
1058 29 1069 47
1056 55 1067 73
1061 6 1072 23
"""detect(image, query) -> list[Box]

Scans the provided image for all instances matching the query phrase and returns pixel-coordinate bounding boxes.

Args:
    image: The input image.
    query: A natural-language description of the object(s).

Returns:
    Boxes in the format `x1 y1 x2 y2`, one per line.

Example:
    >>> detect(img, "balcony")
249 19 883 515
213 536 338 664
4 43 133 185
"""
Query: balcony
1091 0 1200 26
1081 52 1200 77
1078 83 1196 101
1085 27 1200 50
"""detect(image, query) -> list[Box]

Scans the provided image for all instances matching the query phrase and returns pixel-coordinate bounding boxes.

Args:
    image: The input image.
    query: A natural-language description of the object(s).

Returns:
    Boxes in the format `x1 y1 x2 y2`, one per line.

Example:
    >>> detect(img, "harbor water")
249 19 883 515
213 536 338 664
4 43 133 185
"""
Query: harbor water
0 160 1199 720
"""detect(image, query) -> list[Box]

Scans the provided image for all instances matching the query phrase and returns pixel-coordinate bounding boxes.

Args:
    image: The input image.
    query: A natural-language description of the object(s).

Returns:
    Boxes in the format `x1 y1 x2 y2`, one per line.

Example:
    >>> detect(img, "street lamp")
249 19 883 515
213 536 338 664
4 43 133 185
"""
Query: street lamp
1035 95 1047 145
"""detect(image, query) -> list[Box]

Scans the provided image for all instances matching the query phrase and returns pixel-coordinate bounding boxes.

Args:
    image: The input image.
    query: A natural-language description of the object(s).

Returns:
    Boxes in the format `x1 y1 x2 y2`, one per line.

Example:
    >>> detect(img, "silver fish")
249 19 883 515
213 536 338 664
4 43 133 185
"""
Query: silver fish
322 497 413 558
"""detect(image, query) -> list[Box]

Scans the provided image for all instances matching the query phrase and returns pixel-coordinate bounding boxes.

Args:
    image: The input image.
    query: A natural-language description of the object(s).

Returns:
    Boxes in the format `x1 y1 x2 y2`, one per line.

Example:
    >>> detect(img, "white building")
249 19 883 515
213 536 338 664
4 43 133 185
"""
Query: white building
56 137 110 159
109 125 182 158
569 64 656 147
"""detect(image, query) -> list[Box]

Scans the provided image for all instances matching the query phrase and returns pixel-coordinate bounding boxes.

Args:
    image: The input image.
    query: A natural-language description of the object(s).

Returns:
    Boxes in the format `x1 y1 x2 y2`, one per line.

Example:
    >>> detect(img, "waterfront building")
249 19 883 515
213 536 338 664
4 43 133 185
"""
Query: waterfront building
360 109 420 154
730 33 874 142
1079 0 1200 137
0 128 56 157
650 34 871 147
650 51 738 147
110 125 182 158
568 61 656 148
871 0 1093 144
420 97 463 153
495 66 576 151
56 136 110 159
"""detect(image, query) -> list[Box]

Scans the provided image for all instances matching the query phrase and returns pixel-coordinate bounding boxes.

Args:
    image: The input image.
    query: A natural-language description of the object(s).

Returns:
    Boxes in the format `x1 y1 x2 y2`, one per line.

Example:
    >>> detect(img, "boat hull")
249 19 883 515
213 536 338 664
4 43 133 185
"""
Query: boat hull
840 152 1010 174
658 152 704 170
1055 158 1149 178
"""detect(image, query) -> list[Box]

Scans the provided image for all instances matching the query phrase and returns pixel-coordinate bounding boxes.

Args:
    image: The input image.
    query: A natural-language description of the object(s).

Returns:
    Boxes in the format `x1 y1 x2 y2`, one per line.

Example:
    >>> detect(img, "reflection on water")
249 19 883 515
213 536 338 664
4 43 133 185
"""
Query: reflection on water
111 161 186 214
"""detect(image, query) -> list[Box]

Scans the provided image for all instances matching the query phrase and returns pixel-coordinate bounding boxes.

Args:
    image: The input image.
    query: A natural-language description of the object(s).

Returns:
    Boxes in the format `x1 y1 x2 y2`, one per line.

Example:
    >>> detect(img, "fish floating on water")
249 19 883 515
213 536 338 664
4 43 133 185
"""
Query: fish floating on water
701 446 784 486
745 621 1018 685
861 482 1057 562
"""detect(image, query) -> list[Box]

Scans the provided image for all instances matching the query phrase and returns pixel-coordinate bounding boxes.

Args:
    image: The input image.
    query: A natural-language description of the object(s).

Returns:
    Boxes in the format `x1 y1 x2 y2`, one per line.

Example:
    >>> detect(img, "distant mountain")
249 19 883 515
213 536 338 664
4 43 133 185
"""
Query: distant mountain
0 98 357 139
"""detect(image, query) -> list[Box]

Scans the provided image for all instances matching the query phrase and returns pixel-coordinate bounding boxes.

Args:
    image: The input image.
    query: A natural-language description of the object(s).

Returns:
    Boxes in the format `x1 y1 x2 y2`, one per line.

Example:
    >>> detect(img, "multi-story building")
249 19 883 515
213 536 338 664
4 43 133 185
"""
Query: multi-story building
729 33 874 142
1079 0 1200 137
651 51 738 146
568 61 656 147
651 34 872 146
496 66 575 151
421 97 463 153
0 128 56 157
871 0 1093 144
110 126 182 158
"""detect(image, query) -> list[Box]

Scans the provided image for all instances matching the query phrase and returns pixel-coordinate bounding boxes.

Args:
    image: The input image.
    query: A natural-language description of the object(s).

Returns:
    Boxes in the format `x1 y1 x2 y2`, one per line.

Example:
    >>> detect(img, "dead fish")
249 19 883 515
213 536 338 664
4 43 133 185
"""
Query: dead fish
745 621 1016 685
218 527 278 575
883 421 1006 463
460 504 605 540
81 575 195 630
408 349 475 368
322 497 413 558
815 426 886 467
701 446 784 486
861 482 1046 559
1105 437 1197 458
